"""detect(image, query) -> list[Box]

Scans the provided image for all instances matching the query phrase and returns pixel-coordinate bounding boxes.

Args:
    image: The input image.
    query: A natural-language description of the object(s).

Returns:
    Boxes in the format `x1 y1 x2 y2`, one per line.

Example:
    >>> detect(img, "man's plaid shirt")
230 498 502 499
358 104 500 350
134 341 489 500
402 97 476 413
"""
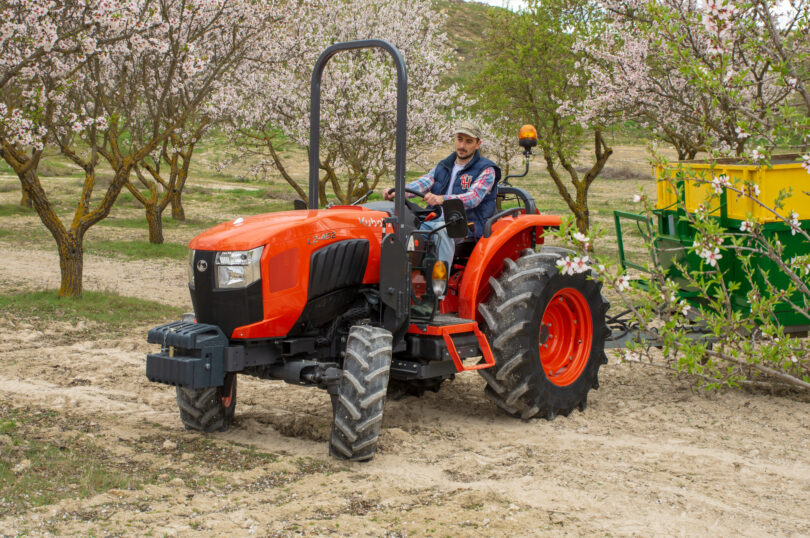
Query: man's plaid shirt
405 165 497 209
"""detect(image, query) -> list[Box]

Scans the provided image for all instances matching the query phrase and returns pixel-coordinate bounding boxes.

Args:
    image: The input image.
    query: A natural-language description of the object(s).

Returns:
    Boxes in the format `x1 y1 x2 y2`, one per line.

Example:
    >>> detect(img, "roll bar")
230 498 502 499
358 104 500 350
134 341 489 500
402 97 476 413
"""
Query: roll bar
309 39 408 240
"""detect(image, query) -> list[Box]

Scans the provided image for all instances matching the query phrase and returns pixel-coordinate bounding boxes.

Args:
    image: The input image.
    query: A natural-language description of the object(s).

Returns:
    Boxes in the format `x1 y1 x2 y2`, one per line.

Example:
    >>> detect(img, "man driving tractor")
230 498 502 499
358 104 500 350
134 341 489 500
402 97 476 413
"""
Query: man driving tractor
383 122 502 267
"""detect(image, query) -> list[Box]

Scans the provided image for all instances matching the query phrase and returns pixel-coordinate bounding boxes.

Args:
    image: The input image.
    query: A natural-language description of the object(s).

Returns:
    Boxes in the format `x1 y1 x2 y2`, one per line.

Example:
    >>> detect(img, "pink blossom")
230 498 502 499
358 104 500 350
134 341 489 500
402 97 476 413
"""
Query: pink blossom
572 256 590 273
788 211 801 236
556 257 575 276
572 231 591 250
734 126 749 139
739 220 753 232
699 247 723 267
556 255 591 275
711 174 730 194
617 350 640 364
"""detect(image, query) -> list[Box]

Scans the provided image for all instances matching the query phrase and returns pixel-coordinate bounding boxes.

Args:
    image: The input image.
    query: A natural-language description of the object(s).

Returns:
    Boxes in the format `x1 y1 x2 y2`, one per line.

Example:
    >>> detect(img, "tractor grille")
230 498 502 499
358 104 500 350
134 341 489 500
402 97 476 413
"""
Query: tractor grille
189 250 263 338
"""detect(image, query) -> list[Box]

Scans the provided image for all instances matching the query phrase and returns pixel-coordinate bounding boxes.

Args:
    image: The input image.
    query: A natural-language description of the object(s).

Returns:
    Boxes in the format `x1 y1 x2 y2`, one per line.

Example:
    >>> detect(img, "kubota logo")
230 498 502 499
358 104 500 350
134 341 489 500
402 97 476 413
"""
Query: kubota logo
308 231 336 244
358 216 384 228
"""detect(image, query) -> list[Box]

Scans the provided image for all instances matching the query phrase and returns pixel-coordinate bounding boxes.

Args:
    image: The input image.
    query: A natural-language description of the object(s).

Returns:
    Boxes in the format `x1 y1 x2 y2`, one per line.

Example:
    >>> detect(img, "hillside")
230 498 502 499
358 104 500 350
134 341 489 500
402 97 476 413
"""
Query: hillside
435 0 501 84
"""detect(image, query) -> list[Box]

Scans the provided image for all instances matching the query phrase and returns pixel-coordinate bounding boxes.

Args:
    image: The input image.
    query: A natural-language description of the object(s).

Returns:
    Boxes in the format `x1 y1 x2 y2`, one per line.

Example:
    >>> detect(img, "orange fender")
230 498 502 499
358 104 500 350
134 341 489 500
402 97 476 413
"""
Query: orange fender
457 214 562 320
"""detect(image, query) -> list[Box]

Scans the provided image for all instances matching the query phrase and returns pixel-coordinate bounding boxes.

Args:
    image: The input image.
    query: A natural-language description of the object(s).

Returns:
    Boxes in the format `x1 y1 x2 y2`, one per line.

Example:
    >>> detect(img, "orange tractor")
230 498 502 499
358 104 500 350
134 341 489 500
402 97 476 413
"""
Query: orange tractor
146 40 609 461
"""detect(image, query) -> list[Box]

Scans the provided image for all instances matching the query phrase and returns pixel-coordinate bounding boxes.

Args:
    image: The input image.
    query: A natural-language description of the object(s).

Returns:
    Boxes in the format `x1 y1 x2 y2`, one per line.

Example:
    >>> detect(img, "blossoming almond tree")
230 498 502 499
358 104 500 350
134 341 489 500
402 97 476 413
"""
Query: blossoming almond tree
577 0 808 158
0 0 158 206
0 0 166 296
119 0 303 243
1 0 297 295
221 0 460 206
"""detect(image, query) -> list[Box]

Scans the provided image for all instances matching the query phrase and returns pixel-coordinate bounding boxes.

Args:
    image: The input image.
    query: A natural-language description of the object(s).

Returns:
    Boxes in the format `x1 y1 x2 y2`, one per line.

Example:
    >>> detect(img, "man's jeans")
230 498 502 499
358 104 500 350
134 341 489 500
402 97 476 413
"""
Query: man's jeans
419 219 455 268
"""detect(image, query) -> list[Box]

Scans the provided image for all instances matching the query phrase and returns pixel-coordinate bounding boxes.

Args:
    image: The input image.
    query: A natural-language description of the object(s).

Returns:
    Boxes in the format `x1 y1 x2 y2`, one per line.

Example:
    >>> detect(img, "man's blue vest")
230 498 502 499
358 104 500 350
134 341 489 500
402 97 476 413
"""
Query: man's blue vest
429 150 501 238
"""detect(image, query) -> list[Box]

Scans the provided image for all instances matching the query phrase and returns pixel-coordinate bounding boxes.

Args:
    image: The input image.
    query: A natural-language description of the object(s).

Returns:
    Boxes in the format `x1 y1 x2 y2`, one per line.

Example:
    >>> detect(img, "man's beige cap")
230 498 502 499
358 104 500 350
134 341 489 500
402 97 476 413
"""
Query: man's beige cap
454 121 481 140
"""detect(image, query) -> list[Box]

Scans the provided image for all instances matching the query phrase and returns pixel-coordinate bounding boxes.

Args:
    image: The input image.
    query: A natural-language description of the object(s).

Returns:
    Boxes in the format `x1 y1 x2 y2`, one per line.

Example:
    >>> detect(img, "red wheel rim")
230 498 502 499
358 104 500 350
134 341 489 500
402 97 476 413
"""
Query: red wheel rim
539 288 593 387
221 380 234 408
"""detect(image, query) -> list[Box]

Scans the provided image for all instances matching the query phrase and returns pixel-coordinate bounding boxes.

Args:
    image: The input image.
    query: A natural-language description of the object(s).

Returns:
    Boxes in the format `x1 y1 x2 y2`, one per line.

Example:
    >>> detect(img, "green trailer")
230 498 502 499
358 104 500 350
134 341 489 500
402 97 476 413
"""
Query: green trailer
614 155 810 332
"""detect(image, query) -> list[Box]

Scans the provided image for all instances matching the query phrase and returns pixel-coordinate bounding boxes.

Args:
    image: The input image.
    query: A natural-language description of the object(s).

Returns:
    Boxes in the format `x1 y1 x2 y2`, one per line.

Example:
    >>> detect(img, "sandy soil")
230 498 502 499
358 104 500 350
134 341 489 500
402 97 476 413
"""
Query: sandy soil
0 241 809 537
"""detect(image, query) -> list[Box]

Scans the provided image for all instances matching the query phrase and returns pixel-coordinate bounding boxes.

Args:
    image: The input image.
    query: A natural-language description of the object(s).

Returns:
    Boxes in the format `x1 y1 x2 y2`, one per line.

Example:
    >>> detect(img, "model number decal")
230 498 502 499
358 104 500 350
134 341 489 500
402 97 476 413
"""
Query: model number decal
358 216 385 228
308 231 336 244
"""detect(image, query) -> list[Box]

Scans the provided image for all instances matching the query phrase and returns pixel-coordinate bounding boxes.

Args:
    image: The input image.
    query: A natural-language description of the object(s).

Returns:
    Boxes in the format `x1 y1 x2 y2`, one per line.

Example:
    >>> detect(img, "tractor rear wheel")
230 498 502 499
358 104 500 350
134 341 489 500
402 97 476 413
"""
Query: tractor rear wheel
175 373 237 432
478 248 609 419
330 324 393 462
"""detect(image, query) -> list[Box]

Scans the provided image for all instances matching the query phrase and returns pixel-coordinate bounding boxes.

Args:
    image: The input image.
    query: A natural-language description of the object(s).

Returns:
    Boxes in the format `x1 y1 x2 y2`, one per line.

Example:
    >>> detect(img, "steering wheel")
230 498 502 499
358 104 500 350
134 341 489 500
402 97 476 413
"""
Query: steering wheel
387 187 435 216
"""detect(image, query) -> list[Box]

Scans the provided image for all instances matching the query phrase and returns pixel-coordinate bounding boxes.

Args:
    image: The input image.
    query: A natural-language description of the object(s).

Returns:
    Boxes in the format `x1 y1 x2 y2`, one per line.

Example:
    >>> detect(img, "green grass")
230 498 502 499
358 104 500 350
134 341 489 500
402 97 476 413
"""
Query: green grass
0 408 146 517
0 290 184 327
0 407 286 518
0 203 35 217
0 223 51 244
87 239 189 261
97 216 218 230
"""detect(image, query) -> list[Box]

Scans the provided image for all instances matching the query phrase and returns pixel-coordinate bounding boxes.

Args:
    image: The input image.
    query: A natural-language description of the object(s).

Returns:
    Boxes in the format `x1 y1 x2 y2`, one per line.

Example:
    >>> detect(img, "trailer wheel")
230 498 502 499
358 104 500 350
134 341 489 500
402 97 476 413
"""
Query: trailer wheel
175 373 237 432
478 248 609 419
330 324 392 462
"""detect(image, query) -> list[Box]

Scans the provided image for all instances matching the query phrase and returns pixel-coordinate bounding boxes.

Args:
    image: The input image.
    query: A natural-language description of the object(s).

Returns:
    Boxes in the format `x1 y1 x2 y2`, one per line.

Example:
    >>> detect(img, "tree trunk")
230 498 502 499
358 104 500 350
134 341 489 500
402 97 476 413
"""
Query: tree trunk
170 189 185 221
20 187 32 208
57 233 84 298
574 202 589 235
146 203 164 244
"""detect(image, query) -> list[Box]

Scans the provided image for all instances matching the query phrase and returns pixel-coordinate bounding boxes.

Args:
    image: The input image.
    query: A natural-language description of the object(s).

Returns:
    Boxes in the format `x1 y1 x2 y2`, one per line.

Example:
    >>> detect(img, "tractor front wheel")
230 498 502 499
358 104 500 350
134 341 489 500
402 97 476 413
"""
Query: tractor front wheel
175 373 237 432
330 324 393 462
478 248 609 419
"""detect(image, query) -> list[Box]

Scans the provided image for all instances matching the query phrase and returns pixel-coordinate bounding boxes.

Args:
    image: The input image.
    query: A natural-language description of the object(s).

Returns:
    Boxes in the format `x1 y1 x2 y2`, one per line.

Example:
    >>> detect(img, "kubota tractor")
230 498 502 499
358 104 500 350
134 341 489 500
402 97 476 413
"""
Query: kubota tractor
146 40 610 461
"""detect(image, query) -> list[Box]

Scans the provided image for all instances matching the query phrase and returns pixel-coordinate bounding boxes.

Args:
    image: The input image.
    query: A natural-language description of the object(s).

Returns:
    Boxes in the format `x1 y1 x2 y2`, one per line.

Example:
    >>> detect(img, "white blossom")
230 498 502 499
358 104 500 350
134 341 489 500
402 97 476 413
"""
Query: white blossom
711 174 730 194
788 211 801 236
734 126 749 139
699 247 723 267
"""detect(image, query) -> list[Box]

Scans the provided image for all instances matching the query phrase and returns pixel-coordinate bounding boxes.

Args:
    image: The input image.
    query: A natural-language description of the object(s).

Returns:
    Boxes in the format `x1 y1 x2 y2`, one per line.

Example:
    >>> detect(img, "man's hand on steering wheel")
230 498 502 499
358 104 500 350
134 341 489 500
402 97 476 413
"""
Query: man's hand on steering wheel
385 187 444 206
423 192 444 206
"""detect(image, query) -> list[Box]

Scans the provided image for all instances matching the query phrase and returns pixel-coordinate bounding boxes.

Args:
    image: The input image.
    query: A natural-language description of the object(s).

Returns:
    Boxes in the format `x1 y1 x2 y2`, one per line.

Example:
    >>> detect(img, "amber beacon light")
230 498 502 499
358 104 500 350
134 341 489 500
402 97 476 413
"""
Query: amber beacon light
519 124 538 150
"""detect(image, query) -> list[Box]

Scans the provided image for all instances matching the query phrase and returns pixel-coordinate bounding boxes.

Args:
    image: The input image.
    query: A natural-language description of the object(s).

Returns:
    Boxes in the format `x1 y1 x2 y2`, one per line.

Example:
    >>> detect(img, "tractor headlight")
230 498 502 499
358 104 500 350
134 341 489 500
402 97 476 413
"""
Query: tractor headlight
431 260 448 297
215 246 264 289
187 249 195 288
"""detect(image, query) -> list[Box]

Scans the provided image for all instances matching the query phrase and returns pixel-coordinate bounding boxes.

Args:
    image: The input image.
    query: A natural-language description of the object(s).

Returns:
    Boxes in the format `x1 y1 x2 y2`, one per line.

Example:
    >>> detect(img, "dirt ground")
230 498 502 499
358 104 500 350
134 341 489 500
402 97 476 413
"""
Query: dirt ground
1 145 809 536
1 248 809 537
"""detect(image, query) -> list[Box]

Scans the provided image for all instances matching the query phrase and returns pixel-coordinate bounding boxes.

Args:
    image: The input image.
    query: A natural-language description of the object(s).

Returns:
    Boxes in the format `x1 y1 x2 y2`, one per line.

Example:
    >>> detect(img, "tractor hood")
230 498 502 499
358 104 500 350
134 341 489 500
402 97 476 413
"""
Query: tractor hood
188 207 390 252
